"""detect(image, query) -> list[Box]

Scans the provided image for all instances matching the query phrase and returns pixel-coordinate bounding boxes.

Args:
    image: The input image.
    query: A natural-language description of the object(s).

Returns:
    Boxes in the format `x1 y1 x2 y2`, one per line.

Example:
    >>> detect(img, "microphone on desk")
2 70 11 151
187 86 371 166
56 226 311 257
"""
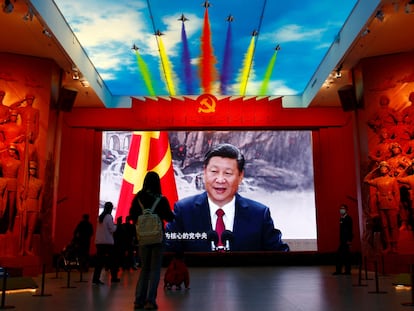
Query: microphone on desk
221 230 233 251
207 230 219 251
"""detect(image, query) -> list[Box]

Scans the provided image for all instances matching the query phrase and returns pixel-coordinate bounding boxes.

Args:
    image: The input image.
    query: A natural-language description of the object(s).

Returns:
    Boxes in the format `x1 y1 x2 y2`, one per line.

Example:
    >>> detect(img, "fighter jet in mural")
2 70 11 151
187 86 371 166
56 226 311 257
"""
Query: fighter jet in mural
202 1 211 8
154 29 164 36
251 30 258 36
131 44 139 51
178 14 189 22
226 15 234 22
275 44 281 51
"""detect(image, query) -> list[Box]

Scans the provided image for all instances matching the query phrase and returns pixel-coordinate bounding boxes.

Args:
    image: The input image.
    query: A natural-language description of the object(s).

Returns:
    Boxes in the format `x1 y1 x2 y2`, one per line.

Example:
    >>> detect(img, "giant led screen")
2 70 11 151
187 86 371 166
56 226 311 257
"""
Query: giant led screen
100 130 317 251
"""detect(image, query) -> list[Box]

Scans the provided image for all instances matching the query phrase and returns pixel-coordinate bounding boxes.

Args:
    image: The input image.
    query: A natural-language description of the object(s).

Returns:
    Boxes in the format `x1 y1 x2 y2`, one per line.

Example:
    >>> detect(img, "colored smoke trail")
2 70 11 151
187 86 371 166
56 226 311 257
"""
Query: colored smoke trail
199 9 217 94
181 22 194 94
158 37 177 96
239 36 256 96
220 22 233 95
259 50 278 95
135 50 155 96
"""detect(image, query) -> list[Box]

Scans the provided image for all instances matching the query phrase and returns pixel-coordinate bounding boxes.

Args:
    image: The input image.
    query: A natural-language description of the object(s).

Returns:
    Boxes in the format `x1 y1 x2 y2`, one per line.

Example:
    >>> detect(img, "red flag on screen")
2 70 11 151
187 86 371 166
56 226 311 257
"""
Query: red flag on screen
115 131 178 221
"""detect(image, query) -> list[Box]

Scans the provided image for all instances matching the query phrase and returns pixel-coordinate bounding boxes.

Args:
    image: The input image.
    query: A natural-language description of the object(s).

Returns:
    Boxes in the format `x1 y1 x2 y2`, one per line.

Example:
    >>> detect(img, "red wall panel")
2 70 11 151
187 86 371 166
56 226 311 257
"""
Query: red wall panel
56 125 102 253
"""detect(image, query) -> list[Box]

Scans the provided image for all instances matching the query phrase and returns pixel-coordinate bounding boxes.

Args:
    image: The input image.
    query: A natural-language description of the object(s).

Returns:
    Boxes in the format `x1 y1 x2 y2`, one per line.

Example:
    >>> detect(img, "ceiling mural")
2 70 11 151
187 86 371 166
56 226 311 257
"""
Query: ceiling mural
54 0 357 97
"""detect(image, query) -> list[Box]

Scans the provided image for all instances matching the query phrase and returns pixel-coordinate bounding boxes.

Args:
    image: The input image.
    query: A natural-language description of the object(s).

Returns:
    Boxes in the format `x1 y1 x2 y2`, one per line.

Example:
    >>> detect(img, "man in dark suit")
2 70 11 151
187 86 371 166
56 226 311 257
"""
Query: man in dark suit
333 204 353 275
166 143 289 252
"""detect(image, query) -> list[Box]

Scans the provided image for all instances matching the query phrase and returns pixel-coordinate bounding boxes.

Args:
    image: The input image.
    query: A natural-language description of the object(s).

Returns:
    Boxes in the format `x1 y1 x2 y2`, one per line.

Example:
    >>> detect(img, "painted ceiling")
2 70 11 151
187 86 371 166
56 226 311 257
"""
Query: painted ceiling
54 0 357 97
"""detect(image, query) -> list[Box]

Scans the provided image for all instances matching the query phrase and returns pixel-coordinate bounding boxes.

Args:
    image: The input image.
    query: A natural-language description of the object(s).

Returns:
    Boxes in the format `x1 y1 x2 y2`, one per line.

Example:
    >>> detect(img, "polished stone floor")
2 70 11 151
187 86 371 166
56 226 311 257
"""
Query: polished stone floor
2 265 414 311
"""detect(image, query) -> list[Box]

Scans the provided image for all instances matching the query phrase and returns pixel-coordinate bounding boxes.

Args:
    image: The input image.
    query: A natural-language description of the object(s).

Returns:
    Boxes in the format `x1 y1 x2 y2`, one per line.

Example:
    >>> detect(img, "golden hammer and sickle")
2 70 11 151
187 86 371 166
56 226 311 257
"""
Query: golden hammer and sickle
198 95 216 113
123 131 172 193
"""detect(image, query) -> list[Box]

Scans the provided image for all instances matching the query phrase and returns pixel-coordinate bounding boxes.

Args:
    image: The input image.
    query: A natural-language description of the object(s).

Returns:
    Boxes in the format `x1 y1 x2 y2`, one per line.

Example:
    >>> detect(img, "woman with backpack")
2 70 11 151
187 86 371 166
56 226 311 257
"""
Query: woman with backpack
129 171 175 310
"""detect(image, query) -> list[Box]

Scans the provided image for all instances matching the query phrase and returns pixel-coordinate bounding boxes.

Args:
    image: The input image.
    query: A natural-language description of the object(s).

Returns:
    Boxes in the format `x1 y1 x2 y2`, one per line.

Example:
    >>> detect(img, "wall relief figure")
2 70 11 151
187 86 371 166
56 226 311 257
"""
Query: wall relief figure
0 90 43 257
0 144 21 233
365 92 414 256
364 161 400 254
18 160 43 256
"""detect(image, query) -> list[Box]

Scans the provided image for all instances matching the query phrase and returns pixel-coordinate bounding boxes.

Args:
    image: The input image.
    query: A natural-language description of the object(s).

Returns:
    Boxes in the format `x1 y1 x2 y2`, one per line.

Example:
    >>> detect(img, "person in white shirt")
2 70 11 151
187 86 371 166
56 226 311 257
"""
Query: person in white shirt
92 201 119 284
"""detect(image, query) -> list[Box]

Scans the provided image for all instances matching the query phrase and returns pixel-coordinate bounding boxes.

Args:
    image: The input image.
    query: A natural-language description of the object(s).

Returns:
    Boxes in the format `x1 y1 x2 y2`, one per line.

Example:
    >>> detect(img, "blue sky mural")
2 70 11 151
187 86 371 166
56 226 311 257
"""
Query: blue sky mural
54 0 357 97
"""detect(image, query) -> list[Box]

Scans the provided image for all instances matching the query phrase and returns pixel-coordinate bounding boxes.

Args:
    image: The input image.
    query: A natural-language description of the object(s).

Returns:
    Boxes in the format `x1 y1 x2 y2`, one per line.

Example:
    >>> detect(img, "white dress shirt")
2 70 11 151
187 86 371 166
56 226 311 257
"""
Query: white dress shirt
208 196 236 231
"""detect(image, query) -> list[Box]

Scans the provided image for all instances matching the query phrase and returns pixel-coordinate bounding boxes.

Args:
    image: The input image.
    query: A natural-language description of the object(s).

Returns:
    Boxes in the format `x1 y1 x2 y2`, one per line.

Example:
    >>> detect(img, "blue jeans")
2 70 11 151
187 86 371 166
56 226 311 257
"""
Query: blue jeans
135 243 163 305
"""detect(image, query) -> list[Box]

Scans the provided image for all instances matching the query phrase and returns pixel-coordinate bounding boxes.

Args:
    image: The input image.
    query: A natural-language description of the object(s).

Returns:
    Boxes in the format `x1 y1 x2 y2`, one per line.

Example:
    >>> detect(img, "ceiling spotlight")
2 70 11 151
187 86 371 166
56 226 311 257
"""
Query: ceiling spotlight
72 66 82 81
2 0 14 13
23 7 34 21
361 27 370 37
80 79 90 88
335 64 343 78
42 28 52 38
375 10 385 22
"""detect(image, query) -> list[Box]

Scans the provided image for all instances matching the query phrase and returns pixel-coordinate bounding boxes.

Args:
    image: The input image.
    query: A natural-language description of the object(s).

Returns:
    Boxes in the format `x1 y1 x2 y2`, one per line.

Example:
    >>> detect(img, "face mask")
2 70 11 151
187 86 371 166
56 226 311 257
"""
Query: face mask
340 209 346 215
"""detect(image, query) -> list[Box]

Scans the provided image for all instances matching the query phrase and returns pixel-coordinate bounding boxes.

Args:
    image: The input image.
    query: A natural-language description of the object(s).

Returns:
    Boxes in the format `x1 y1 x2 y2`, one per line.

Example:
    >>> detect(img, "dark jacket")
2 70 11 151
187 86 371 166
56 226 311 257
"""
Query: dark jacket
129 191 175 227
339 214 353 245
165 192 289 252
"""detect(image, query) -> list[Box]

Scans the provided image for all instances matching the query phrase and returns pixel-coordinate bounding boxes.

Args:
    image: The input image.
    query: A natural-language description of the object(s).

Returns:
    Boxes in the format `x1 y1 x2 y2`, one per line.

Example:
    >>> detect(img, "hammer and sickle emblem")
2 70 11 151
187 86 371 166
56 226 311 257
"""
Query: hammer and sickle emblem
123 131 172 193
197 94 217 114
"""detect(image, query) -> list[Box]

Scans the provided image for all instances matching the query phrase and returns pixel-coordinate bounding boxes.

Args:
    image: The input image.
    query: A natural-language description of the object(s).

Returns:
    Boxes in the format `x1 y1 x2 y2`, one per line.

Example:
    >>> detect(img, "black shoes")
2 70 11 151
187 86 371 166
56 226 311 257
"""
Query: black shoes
134 304 144 309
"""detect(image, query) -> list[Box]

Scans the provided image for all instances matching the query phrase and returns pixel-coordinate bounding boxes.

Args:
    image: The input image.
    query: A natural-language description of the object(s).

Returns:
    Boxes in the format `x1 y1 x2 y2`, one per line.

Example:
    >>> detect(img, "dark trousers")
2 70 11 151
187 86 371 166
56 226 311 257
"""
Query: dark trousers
92 244 118 281
135 243 163 305
335 243 352 273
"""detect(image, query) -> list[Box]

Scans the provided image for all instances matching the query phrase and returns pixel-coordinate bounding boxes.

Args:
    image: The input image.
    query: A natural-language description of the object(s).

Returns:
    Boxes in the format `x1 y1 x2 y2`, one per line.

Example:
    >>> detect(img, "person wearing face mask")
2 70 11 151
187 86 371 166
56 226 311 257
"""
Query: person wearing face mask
332 204 353 275
165 143 289 253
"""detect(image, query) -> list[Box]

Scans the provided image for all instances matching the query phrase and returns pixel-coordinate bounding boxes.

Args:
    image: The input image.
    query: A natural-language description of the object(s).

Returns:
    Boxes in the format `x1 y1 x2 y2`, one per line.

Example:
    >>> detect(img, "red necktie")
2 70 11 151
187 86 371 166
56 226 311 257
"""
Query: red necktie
216 209 225 246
